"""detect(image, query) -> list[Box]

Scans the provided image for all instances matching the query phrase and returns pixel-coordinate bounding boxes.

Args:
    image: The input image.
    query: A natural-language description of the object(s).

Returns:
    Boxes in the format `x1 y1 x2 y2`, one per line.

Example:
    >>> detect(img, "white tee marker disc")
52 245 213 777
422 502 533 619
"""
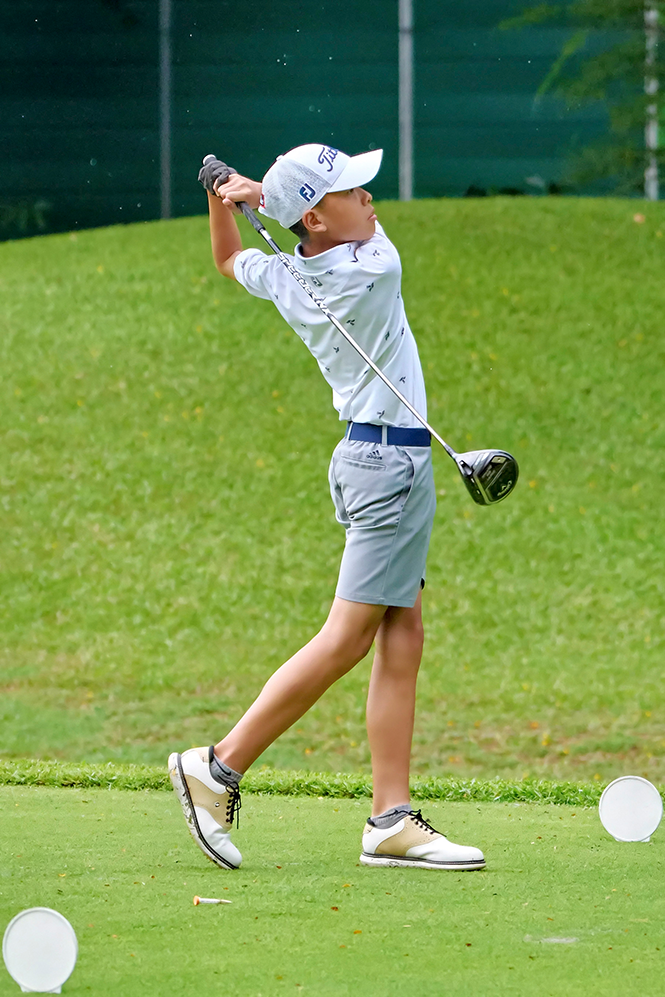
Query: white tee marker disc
599 776 663 842
3 907 78 993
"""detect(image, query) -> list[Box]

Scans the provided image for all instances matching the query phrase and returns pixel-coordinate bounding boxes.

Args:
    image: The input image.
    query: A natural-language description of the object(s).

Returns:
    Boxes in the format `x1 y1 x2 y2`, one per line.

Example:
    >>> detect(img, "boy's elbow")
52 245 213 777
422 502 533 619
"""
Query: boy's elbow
216 251 240 280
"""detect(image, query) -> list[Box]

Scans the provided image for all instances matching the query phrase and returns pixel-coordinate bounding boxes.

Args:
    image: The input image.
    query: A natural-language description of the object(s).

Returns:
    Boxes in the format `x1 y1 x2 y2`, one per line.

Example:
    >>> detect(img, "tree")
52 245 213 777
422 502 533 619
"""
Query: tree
504 1 665 197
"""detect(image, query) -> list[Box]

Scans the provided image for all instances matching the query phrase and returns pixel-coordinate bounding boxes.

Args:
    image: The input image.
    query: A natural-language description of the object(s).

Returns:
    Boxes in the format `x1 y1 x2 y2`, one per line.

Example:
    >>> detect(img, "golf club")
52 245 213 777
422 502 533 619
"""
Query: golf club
204 156 519 505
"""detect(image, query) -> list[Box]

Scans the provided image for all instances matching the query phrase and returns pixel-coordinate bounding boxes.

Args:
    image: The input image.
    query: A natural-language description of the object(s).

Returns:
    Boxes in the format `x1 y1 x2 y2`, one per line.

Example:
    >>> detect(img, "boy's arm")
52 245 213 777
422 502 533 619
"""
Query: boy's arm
207 173 262 280
207 192 242 279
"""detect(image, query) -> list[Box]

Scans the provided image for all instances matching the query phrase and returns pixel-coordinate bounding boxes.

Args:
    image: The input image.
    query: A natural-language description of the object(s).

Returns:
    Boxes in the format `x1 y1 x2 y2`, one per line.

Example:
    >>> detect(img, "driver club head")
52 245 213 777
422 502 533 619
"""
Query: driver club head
455 449 519 505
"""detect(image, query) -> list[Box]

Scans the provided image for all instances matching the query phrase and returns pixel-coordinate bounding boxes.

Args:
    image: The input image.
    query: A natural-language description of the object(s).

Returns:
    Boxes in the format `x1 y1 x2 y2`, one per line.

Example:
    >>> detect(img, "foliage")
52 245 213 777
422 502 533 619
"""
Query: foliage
504 1 665 193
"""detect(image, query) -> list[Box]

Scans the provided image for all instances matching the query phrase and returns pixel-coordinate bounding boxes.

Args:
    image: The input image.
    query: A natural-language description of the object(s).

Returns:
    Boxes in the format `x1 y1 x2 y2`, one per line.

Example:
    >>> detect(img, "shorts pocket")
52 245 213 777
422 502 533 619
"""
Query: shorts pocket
333 446 414 530
338 455 387 472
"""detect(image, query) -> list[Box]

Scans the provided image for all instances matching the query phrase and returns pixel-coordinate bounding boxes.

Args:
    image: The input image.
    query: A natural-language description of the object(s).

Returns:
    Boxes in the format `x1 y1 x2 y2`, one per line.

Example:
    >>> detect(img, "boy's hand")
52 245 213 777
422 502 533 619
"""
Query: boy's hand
214 173 262 213
198 156 236 193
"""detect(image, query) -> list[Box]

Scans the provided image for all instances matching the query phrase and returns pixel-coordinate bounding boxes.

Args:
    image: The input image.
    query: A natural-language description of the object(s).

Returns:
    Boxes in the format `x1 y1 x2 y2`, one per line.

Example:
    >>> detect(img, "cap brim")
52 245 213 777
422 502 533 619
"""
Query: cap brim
328 148 383 193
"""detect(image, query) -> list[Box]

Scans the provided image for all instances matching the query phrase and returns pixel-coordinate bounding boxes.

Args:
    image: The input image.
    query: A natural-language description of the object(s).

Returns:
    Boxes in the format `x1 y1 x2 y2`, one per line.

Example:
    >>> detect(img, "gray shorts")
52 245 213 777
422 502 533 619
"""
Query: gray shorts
328 437 436 608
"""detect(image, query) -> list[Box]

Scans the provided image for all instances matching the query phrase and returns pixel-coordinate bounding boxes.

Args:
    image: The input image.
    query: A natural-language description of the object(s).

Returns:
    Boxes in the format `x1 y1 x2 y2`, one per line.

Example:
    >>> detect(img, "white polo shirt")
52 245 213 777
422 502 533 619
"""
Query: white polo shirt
233 221 427 428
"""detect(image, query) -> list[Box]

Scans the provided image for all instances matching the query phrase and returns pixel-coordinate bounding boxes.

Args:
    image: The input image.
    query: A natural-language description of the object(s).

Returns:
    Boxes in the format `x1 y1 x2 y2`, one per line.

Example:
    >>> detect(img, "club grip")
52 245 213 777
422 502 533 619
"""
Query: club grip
201 156 263 233
237 201 263 232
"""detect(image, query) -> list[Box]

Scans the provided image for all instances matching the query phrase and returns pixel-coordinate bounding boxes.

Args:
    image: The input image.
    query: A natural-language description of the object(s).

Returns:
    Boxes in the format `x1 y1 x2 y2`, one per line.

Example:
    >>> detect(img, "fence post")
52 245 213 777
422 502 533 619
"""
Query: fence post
159 0 172 218
399 0 413 201
645 2 659 201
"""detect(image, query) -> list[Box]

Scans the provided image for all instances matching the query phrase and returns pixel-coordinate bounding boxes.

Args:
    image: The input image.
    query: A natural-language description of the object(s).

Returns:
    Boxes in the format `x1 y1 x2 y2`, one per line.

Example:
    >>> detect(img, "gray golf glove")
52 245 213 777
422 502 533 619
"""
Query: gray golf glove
198 156 237 193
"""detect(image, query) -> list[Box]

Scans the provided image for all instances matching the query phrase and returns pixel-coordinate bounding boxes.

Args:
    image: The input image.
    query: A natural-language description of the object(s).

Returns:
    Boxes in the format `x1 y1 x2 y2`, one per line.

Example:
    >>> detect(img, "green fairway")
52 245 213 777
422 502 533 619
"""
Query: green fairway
1 197 664 781
0 786 662 996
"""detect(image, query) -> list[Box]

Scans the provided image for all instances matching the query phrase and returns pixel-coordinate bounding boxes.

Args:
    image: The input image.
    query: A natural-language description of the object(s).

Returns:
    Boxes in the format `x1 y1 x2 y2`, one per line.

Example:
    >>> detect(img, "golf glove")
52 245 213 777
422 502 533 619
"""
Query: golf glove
198 156 237 193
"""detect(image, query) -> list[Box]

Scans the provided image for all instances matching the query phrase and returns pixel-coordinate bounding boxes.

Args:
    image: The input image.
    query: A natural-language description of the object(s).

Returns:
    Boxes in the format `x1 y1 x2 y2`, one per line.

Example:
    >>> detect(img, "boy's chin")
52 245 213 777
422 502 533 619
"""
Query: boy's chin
354 220 376 241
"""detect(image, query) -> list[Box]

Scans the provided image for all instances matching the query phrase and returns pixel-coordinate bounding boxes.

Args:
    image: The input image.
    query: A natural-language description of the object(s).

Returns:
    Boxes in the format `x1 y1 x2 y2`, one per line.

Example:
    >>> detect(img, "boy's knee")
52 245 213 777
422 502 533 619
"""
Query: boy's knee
355 628 379 662
411 617 425 648
339 630 376 669
397 606 425 637
377 611 424 658
402 622 425 659
321 627 376 677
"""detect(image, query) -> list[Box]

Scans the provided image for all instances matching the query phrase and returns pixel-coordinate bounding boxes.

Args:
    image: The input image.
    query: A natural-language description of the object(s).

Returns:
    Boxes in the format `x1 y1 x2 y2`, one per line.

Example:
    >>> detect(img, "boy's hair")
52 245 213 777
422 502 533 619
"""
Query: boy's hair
289 218 309 242
289 190 334 242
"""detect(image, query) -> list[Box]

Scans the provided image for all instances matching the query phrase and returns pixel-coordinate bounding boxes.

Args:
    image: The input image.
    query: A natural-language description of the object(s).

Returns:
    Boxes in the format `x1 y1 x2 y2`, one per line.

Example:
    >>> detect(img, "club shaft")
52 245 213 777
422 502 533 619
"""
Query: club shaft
237 202 458 461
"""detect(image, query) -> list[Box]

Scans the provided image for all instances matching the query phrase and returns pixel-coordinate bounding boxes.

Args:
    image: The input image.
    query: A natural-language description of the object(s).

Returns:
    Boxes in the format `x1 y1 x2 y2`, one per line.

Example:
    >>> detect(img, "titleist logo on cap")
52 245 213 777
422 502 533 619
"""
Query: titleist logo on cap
317 147 338 172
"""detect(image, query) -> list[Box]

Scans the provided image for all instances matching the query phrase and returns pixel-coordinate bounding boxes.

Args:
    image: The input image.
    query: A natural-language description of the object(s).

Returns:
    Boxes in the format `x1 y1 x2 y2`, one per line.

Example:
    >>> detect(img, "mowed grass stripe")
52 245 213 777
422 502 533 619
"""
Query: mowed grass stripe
0 758 608 806
1 787 663 997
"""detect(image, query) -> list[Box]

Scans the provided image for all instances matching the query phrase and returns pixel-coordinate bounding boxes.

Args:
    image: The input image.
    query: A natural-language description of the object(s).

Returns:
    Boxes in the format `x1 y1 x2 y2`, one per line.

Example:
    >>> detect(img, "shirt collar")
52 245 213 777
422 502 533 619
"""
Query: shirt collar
294 240 359 273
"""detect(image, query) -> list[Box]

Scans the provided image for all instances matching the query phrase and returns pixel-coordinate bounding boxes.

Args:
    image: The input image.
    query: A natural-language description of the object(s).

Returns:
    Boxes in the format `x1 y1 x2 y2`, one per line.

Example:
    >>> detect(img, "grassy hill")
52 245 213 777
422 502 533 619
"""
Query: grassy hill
1 197 663 782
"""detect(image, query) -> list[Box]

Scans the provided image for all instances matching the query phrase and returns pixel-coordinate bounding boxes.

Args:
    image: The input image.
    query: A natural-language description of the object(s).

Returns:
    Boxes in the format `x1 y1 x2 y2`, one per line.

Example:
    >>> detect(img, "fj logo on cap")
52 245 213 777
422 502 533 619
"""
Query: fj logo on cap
317 146 339 172
299 183 317 202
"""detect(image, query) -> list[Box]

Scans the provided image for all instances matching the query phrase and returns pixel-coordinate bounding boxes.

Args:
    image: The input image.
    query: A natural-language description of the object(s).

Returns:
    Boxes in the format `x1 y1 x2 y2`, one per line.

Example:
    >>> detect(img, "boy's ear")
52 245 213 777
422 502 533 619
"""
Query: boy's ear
302 205 327 234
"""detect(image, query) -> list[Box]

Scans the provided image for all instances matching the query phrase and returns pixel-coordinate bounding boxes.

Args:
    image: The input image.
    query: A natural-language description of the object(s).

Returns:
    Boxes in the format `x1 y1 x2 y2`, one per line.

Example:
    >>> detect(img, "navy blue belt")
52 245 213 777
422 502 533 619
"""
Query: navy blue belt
346 422 431 447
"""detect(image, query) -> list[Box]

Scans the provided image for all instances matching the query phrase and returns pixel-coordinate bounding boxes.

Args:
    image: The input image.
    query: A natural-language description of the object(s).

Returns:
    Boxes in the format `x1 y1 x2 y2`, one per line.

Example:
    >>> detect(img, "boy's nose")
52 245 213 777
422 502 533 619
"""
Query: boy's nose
360 188 372 204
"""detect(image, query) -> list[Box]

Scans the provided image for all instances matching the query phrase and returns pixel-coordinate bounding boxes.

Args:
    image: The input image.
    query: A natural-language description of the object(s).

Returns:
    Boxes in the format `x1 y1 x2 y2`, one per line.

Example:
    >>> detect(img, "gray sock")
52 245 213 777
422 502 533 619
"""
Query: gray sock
369 803 412 829
208 747 243 787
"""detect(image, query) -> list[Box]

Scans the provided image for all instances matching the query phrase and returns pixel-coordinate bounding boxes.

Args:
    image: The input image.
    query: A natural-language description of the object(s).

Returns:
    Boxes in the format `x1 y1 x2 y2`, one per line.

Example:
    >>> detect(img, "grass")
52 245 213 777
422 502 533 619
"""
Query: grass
0 758 606 806
1 786 663 996
0 197 664 781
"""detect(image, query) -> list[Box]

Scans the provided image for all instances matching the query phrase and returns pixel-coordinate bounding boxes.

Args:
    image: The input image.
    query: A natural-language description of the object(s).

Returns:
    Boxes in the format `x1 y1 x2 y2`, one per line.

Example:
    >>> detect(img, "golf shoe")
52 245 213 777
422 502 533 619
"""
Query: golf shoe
360 808 485 870
168 746 242 869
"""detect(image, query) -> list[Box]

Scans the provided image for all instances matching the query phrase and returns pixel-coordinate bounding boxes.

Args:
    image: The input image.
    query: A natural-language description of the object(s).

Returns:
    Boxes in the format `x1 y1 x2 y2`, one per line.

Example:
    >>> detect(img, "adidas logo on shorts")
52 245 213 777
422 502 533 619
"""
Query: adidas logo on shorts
366 448 383 461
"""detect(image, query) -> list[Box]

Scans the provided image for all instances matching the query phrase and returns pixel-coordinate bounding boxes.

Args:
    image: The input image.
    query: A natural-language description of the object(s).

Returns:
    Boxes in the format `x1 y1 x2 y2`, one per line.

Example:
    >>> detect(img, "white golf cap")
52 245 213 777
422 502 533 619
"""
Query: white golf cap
259 144 383 229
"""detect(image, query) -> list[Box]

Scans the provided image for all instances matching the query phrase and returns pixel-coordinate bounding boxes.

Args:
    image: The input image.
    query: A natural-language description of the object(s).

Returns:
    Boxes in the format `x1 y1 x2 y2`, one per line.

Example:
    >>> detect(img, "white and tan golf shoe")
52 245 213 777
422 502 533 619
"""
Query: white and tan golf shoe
168 746 242 870
360 808 485 871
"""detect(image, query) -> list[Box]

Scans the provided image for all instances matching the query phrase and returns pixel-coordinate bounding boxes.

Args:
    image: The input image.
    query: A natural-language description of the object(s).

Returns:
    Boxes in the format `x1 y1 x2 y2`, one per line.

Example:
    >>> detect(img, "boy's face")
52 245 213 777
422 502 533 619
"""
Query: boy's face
304 187 377 244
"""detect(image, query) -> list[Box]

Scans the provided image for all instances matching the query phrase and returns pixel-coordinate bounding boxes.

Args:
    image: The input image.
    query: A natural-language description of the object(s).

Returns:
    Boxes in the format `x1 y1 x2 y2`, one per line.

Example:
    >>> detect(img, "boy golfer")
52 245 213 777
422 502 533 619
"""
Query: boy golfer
168 145 485 872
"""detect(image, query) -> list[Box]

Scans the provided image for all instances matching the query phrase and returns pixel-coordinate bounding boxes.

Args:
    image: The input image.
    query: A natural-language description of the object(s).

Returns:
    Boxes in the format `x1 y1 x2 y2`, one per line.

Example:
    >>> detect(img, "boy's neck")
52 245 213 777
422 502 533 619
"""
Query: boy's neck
299 233 348 258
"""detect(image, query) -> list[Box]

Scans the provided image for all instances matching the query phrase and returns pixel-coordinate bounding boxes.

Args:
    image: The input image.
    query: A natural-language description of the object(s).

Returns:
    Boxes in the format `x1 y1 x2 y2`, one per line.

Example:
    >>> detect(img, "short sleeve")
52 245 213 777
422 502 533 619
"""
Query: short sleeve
233 248 274 301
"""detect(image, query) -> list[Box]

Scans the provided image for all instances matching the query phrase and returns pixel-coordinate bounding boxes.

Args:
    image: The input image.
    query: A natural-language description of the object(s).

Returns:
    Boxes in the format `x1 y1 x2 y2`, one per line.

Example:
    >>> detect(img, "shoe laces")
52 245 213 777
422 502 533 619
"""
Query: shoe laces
409 809 438 836
225 784 242 829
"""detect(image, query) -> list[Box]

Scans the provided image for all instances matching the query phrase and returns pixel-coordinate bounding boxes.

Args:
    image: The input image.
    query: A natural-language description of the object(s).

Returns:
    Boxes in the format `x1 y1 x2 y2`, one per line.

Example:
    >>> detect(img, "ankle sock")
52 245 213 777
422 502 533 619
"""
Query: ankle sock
369 803 412 828
208 747 243 787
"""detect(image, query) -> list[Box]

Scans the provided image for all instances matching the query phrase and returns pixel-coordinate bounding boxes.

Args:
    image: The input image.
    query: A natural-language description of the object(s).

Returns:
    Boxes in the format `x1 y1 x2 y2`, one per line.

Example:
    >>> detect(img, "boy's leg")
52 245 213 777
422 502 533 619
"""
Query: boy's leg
214 597 387 774
169 597 385 869
361 590 486 870
365 591 424 817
